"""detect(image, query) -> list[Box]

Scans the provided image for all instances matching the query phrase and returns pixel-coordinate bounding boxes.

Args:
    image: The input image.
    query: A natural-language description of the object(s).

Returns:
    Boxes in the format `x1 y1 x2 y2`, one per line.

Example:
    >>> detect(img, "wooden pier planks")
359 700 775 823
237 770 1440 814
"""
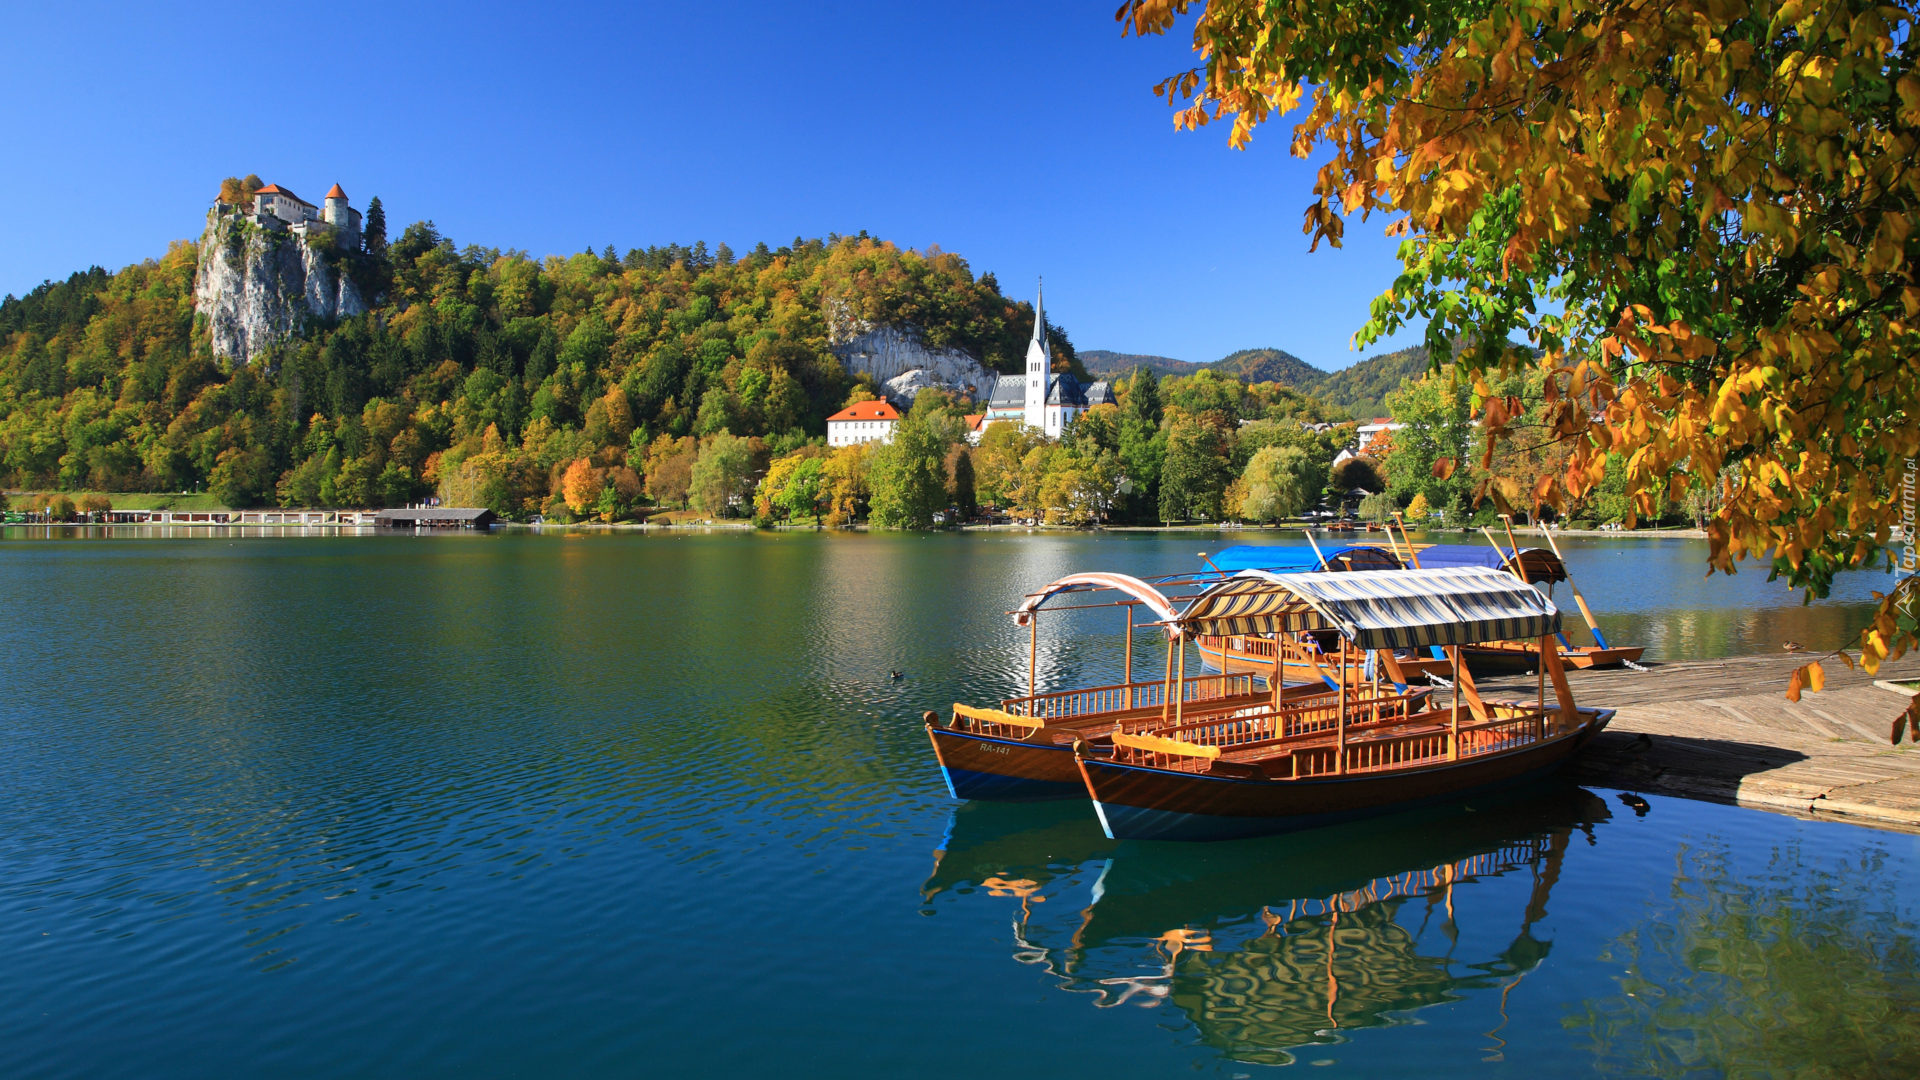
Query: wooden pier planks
1479 652 1920 833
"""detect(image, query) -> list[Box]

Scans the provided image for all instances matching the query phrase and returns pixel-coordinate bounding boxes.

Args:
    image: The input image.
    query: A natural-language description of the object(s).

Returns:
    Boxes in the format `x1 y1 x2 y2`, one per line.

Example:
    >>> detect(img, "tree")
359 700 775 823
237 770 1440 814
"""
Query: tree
1158 411 1232 522
869 413 951 529
1381 373 1475 520
1237 445 1311 523
561 458 601 515
1118 368 1166 521
821 444 872 526
643 434 698 508
689 431 754 518
1331 456 1385 495
1123 0 1920 695
945 444 977 519
1404 492 1431 522
1358 491 1396 523
362 196 387 258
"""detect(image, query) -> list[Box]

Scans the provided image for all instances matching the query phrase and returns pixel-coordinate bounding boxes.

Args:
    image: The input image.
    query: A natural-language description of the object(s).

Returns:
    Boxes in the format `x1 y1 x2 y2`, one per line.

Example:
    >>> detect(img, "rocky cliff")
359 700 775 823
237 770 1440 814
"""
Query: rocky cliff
194 210 366 366
826 301 1000 406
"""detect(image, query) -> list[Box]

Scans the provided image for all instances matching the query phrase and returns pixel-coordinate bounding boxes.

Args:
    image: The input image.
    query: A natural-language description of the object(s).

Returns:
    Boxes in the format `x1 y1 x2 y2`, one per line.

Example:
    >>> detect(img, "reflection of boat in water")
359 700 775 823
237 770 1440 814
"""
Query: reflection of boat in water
926 781 1612 1066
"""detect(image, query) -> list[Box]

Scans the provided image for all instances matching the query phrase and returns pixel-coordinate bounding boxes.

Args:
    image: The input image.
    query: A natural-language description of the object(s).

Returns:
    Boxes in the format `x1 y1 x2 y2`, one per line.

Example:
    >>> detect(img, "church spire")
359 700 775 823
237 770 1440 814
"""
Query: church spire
1030 278 1049 355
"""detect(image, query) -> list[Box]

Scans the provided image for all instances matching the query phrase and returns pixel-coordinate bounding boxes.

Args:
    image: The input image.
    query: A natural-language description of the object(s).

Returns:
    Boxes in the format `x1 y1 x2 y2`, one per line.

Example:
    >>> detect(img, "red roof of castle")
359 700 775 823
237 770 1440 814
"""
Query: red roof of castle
964 413 985 431
325 183 347 200
252 183 314 206
827 401 901 423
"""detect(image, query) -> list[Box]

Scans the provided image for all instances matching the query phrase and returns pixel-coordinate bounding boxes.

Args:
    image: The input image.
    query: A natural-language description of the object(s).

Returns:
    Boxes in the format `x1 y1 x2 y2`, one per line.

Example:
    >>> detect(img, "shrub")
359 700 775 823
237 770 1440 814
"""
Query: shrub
1567 518 1594 531
46 495 76 521
79 494 112 515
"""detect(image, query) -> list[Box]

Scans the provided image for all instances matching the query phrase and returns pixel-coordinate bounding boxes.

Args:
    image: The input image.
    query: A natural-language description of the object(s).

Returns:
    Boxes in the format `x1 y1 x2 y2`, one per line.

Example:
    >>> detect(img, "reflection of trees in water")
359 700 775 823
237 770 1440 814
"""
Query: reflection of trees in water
996 830 1576 1067
1570 839 1920 1078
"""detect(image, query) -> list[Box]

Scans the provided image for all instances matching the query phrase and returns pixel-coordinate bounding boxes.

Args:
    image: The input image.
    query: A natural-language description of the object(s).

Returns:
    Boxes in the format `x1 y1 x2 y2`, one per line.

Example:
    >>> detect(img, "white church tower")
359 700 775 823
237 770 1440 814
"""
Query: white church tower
1022 280 1050 432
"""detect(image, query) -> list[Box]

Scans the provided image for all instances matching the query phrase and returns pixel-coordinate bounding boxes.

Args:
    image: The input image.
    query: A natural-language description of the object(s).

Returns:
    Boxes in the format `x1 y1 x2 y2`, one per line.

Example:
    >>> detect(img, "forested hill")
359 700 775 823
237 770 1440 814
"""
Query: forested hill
0 223 1075 507
1310 346 1431 419
1080 350 1203 379
1083 343 1431 419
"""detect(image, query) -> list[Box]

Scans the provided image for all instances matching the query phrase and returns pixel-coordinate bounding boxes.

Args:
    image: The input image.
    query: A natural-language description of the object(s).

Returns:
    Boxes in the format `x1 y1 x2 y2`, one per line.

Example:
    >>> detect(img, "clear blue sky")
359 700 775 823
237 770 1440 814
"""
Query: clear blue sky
0 1 1425 370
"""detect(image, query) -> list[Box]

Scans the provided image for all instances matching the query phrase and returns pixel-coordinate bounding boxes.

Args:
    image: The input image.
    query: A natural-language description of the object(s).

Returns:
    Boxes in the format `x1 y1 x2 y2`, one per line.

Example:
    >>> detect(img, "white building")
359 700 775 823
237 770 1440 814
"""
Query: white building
1333 417 1406 466
981 282 1113 439
238 182 363 247
826 399 901 447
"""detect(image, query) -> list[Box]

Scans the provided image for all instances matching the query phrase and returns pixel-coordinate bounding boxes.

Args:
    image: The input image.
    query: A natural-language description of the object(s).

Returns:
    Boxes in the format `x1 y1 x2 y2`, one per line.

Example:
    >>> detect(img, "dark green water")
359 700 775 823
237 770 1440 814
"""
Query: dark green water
1 530 1915 1077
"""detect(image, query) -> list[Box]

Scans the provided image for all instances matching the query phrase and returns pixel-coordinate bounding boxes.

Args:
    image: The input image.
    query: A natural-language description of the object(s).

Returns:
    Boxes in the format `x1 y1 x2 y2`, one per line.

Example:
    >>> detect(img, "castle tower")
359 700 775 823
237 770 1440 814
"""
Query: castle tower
1022 280 1049 431
323 183 349 228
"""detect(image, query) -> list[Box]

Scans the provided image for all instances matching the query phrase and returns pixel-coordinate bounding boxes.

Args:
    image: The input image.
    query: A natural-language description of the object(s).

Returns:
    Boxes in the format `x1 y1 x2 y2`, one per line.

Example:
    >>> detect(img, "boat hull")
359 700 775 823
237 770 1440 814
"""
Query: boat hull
927 725 1088 801
1463 642 1645 672
1078 711 1613 841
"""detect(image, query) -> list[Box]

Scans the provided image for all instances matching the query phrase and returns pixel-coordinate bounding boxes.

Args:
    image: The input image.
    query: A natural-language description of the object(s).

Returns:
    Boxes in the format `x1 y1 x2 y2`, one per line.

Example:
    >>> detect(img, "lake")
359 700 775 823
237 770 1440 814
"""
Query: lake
1 529 1915 1077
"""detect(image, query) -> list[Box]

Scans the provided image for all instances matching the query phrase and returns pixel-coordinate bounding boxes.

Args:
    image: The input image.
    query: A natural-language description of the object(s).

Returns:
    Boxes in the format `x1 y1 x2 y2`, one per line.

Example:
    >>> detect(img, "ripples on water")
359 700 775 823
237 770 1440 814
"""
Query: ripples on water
0 530 1915 1077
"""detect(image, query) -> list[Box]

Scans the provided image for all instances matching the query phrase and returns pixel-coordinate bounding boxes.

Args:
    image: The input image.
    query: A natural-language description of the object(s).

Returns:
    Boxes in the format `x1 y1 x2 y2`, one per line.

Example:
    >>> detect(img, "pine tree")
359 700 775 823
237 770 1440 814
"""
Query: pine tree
362 197 387 257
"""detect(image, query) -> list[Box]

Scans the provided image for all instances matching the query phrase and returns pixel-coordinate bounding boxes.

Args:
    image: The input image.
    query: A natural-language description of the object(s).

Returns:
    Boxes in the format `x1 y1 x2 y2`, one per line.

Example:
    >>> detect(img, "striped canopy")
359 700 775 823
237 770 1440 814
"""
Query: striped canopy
1177 566 1561 649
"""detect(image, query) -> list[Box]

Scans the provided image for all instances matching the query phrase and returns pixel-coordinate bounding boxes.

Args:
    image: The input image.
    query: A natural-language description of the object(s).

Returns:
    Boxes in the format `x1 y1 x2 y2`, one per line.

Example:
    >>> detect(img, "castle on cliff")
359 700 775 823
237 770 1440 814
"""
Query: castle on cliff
215 182 362 248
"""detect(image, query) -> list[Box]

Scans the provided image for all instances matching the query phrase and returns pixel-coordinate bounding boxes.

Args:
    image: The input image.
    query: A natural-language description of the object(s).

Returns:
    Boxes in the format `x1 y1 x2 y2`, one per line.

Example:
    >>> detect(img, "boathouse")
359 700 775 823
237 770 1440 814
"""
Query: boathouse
373 507 497 529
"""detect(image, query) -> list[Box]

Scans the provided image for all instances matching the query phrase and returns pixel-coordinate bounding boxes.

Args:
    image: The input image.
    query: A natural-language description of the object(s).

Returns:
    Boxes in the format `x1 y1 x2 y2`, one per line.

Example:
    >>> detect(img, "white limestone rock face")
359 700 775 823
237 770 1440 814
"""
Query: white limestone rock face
826 300 999 406
194 210 365 366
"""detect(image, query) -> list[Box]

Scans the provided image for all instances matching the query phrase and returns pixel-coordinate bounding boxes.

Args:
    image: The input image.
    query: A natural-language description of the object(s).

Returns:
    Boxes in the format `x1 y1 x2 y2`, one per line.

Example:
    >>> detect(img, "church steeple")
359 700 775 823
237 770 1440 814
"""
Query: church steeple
1023 277 1049 432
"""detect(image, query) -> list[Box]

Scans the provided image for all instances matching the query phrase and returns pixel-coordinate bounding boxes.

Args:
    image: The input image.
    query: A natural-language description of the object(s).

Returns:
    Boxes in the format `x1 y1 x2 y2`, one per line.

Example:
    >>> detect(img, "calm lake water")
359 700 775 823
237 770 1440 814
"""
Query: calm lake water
1 529 1915 1077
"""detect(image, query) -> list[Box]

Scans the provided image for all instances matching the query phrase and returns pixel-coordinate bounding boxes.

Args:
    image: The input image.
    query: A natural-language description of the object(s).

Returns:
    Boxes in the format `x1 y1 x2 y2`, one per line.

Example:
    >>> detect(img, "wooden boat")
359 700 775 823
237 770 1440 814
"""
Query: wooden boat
1073 566 1614 841
1392 523 1646 670
926 570 1424 801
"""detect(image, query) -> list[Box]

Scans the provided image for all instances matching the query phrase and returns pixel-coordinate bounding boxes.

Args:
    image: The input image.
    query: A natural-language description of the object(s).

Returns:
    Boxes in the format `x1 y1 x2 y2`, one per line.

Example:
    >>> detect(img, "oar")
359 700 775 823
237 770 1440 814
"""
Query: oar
1391 512 1424 568
1488 522 1575 651
1302 527 1330 570
1540 527 1612 650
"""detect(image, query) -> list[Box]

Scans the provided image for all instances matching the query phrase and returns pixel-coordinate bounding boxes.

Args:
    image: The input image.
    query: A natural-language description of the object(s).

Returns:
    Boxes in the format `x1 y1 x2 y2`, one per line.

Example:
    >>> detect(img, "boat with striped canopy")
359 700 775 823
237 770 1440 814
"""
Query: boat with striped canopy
1074 566 1614 841
1192 544 1454 684
927 565 1436 802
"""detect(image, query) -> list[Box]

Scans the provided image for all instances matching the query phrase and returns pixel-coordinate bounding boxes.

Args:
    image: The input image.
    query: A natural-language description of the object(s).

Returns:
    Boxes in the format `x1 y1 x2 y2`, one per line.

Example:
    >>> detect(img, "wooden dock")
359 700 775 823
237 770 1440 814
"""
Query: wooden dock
1480 652 1920 832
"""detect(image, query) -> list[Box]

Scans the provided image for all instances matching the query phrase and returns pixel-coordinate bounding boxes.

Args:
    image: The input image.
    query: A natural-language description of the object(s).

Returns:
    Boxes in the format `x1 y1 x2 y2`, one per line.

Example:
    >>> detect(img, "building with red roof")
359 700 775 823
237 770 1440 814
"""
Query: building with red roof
826 400 902 447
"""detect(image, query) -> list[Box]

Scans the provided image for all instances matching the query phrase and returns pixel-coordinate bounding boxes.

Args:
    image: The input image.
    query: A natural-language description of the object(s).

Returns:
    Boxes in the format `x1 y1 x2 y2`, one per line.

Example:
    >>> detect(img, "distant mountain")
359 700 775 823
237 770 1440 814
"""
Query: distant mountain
1079 350 1206 380
1082 343 1436 420
1311 345 1433 419
1211 347 1323 387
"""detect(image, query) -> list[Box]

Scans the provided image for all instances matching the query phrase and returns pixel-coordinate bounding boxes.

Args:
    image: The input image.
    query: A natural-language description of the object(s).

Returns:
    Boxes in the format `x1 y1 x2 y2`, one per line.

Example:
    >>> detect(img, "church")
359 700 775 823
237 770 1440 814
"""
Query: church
981 283 1114 439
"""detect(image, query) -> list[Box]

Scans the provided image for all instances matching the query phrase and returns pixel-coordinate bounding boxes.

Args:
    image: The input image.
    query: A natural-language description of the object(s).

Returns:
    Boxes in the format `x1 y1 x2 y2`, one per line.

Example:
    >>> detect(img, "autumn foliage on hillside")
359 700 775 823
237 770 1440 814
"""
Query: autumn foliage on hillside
0 222 1070 518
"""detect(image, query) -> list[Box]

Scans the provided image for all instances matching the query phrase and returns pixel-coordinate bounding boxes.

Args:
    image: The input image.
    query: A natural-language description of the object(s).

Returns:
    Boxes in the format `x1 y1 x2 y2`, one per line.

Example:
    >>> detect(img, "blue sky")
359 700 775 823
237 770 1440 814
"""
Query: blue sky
0 1 1425 369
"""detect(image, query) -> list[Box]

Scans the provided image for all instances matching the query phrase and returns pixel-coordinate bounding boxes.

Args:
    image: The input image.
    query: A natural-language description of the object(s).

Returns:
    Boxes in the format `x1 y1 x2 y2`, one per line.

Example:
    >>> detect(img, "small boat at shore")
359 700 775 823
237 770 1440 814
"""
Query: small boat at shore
926 569 1437 801
1074 566 1614 841
1393 524 1646 671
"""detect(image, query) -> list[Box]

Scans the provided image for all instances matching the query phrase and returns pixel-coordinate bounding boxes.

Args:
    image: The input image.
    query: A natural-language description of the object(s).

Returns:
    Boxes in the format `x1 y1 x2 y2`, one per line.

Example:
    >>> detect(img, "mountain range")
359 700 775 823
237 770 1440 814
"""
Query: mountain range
1081 345 1434 420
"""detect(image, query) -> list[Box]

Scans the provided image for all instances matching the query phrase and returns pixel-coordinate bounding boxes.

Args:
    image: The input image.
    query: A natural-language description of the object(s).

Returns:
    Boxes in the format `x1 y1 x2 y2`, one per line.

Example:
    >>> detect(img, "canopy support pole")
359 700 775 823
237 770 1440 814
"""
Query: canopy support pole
1162 634 1175 724
1028 612 1038 701
1336 637 1348 775
1175 635 1187 728
1537 635 1549 739
1448 645 1461 760
1541 528 1611 649
1124 605 1134 708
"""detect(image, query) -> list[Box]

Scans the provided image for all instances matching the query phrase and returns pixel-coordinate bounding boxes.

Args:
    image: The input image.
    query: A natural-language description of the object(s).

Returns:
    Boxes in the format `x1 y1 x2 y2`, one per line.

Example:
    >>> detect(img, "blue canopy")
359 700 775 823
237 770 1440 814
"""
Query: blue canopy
1205 544 1401 574
1407 544 1567 582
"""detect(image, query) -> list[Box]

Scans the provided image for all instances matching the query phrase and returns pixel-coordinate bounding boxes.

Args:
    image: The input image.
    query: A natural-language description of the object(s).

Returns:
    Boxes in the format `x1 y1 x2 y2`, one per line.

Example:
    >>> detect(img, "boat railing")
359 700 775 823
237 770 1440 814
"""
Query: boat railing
1107 690 1431 770
998 673 1260 722
1111 695 1573 778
